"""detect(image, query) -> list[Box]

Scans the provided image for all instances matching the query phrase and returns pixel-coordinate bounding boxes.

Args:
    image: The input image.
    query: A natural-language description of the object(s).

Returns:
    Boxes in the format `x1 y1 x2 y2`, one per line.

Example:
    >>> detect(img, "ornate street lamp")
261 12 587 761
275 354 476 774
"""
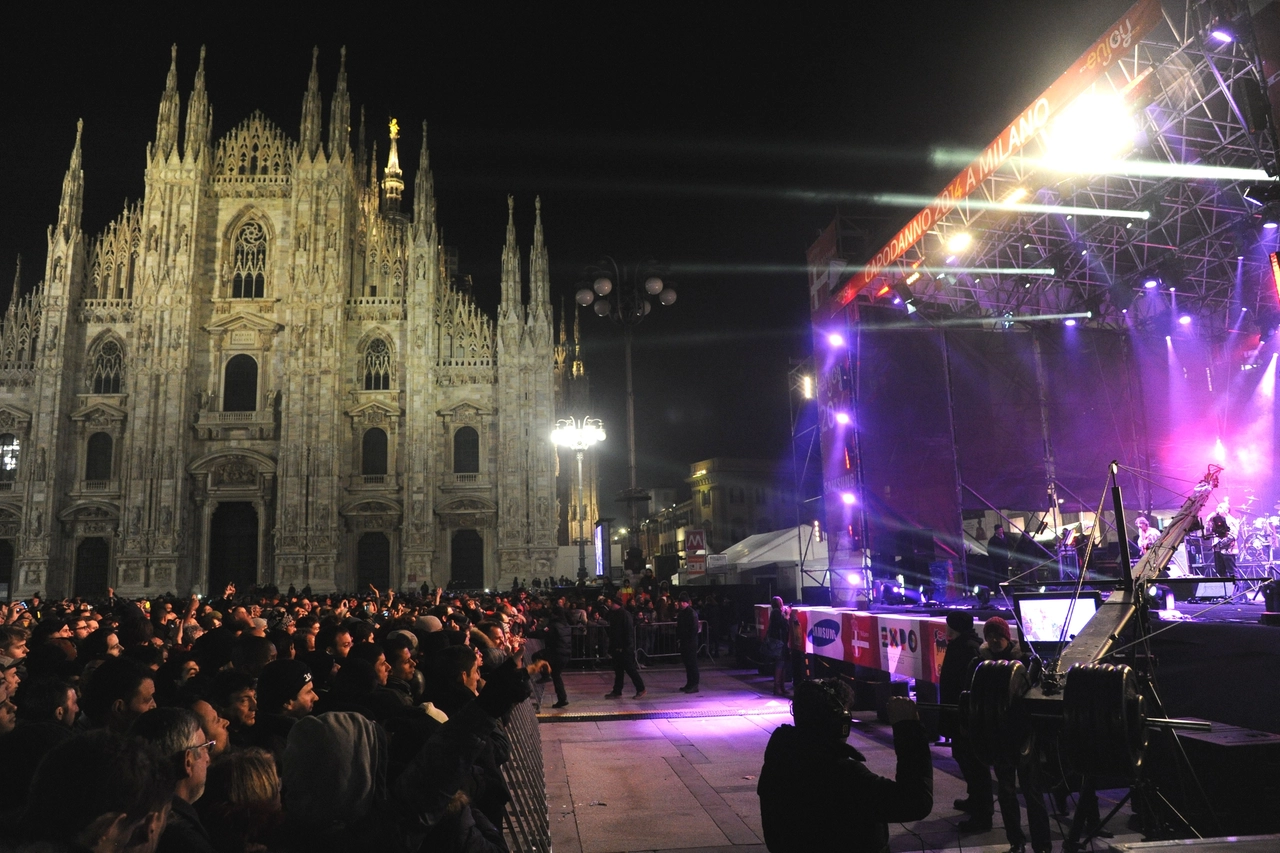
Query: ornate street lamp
551 416 606 580
575 259 676 571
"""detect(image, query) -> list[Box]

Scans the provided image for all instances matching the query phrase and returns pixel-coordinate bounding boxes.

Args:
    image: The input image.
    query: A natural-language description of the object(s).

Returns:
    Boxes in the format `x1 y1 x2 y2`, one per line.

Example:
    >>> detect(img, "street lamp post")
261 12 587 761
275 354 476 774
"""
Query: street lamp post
551 417 606 581
575 259 677 568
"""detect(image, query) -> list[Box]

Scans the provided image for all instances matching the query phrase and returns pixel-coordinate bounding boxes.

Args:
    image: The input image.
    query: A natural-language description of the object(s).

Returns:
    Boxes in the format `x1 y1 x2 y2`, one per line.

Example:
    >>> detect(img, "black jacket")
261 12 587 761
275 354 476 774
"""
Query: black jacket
605 607 635 653
157 797 217 853
937 629 982 737
757 721 933 853
676 606 700 650
529 618 573 663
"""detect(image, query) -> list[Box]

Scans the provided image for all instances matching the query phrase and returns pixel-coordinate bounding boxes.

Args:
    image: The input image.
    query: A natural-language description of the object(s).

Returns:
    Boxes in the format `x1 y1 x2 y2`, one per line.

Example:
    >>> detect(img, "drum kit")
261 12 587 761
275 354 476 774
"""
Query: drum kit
1235 496 1279 573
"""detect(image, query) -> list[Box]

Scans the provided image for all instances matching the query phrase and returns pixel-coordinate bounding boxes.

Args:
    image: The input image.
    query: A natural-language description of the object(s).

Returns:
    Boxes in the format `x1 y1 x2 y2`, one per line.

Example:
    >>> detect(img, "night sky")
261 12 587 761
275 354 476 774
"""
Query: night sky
0 2 1138 504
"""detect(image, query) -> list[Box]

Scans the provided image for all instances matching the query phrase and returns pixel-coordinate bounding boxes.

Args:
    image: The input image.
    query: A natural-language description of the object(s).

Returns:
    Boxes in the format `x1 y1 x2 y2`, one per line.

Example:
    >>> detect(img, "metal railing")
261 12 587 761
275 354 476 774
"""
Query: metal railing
567 621 709 666
500 697 551 852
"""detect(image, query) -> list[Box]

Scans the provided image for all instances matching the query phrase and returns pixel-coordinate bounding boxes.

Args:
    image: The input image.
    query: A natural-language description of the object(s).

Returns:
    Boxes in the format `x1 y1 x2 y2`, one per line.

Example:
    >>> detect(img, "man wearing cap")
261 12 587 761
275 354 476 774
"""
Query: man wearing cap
939 612 988 821
676 594 700 694
252 659 316 758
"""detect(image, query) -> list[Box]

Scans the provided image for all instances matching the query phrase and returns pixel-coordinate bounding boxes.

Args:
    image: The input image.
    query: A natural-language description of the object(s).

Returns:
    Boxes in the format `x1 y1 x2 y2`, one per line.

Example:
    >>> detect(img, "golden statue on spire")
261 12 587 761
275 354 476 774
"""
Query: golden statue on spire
389 118 400 140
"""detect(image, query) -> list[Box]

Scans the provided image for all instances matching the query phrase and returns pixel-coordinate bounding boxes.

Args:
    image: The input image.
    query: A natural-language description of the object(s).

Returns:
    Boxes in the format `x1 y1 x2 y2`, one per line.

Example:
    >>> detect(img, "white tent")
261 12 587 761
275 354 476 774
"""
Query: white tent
713 524 828 587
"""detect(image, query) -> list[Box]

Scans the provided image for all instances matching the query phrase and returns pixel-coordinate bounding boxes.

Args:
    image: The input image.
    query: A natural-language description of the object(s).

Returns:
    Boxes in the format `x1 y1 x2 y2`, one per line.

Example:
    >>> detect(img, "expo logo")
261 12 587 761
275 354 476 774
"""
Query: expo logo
809 618 840 648
879 626 918 653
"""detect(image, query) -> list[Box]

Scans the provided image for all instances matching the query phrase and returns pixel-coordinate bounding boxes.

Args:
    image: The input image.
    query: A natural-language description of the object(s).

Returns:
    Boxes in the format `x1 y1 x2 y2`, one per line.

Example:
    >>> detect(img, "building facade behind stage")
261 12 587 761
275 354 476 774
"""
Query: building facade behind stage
0 46 599 599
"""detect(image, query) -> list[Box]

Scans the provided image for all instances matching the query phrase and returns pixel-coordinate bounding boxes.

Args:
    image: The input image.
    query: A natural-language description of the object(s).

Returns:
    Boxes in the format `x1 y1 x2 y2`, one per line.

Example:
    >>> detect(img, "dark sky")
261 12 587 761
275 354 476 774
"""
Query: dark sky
0 2 1138 502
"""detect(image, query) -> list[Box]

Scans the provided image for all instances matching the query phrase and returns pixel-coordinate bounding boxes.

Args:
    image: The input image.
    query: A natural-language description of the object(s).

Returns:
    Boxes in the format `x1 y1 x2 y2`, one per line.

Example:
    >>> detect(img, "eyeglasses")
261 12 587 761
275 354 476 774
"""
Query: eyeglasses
185 740 216 755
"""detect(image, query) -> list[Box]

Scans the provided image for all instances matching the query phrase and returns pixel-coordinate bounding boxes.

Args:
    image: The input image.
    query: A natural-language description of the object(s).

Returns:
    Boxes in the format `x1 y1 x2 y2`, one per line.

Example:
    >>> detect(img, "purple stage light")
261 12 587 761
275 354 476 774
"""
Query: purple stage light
1144 279 1158 288
1179 315 1192 325
1064 318 1077 326
834 412 851 425
827 332 846 347
1265 221 1279 230
840 492 856 505
1210 28 1233 43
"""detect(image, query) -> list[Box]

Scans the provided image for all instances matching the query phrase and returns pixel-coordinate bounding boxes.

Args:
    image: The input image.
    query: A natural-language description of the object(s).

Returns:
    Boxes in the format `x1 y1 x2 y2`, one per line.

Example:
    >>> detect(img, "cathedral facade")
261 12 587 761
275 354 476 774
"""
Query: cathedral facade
0 46 596 600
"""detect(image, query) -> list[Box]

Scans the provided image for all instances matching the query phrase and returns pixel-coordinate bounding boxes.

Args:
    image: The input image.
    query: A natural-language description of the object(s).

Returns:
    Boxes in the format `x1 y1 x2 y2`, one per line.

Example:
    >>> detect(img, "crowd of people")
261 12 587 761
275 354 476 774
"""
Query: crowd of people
0 579 731 853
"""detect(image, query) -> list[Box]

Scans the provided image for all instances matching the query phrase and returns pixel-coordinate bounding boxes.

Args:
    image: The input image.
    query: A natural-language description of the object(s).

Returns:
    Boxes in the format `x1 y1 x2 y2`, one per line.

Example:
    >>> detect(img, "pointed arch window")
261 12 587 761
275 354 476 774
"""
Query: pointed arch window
363 338 393 390
231 221 267 298
90 340 124 394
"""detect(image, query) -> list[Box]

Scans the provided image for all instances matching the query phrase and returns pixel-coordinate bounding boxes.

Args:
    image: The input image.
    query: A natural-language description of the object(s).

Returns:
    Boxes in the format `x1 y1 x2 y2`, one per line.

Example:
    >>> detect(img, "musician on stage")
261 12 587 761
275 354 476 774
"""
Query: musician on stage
1134 516 1160 555
1207 499 1239 579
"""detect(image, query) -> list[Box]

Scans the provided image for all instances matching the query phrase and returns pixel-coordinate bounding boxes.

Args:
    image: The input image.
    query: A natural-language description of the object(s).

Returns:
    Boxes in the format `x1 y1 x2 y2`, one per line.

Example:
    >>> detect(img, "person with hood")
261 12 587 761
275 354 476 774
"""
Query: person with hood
757 679 932 852
939 612 989 821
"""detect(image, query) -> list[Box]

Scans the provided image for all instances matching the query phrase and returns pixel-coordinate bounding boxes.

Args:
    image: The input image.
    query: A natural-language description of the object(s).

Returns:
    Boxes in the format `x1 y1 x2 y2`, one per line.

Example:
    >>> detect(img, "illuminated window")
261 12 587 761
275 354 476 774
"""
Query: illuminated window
363 338 392 390
0 434 17 482
231 222 267 298
90 340 124 394
700 490 710 507
86 432 112 481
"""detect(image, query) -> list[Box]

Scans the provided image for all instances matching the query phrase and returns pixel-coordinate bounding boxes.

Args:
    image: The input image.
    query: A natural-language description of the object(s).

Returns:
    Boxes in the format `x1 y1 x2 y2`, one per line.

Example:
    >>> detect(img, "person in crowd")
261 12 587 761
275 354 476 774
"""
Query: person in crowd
602 597 645 700
961 616 1051 853
198 747 285 853
528 605 572 708
987 524 1013 582
758 680 933 852
676 594 700 694
938 612 988 821
17 730 175 853
384 634 421 705
80 656 159 733
131 707 218 853
210 669 258 750
765 596 790 697
254 659 316 756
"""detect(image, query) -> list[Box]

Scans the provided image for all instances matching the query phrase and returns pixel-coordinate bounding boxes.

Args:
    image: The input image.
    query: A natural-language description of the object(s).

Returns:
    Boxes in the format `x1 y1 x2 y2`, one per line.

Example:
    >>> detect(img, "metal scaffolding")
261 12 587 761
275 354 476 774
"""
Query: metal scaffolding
837 1 1280 340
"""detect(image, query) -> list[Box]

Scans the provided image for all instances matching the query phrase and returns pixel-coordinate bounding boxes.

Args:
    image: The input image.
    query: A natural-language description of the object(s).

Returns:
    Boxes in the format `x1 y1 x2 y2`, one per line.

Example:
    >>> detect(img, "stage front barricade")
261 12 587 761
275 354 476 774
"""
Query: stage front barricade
636 620 710 663
756 604 955 719
500 697 551 852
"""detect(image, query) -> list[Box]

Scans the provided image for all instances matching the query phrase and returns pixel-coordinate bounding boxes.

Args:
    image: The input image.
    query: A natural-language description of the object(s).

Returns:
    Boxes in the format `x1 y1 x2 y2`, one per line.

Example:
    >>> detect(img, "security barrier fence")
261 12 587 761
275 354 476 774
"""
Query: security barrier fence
567 620 709 665
500 697 551 852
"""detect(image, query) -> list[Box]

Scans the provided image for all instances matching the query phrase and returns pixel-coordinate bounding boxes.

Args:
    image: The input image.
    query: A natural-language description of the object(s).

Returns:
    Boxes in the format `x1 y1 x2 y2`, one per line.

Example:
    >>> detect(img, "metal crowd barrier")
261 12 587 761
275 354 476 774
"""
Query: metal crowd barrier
500 697 551 852
567 621 711 666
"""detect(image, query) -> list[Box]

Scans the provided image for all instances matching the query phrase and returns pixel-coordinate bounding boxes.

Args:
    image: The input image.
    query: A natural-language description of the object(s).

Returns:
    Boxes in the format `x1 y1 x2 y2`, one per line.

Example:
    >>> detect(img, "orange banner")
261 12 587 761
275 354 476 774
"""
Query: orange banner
828 0 1164 312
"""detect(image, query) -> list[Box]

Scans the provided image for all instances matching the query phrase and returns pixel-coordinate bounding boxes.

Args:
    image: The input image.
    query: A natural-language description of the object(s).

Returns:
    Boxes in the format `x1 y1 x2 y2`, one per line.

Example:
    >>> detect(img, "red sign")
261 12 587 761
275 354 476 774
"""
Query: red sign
685 529 706 575
828 0 1164 312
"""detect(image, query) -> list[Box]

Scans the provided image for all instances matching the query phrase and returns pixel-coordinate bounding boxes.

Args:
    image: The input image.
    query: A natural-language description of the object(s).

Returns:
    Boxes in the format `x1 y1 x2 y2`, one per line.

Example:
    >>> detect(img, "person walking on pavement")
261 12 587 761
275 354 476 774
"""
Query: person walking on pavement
676 594 700 693
938 612 989 821
530 606 573 708
603 597 646 699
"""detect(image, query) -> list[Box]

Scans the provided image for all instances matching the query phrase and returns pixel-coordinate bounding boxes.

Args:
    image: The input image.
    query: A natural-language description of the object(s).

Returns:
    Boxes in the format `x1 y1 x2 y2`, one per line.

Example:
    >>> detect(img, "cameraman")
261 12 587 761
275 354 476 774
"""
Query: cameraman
757 680 932 852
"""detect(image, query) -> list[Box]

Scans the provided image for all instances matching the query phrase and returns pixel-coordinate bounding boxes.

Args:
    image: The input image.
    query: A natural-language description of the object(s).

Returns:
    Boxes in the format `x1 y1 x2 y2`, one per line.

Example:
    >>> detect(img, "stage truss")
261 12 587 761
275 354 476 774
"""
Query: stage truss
840 1 1280 341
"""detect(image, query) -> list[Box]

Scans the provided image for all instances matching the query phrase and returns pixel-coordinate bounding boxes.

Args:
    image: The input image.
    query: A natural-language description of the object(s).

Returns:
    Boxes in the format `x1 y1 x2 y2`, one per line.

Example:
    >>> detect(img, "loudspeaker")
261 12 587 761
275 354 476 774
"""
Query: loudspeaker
1144 722 1280 835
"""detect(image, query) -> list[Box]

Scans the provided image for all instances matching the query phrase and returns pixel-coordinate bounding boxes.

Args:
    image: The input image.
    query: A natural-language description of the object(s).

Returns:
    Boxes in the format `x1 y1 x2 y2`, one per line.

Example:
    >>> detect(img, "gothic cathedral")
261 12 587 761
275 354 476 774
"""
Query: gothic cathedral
0 46 596 599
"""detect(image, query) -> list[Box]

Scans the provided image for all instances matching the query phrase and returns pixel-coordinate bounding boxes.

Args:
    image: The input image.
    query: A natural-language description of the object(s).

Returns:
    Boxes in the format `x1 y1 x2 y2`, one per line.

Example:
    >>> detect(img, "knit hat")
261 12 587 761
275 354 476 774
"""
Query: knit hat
386 628 418 650
258 659 314 711
945 612 973 633
414 615 443 633
983 616 1012 642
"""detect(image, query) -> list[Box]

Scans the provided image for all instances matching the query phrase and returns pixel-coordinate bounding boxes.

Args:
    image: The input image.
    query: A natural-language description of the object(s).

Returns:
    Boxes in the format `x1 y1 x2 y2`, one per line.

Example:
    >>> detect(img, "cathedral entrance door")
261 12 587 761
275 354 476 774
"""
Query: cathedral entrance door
75 537 110 598
0 540 12 599
450 529 483 590
209 502 258 593
357 532 391 591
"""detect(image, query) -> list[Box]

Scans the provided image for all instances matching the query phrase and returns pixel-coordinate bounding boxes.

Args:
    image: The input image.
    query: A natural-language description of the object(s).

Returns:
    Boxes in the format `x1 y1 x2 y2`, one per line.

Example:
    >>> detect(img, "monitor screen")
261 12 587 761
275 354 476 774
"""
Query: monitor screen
1013 592 1101 644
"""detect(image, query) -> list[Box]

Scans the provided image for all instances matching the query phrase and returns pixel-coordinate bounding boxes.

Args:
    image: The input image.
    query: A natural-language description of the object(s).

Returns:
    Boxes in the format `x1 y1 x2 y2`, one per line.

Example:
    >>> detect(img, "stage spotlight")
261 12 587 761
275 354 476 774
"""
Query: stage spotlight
834 411 851 425
1044 90 1136 167
840 492 856 505
1064 318 1077 327
1244 182 1280 207
1179 314 1192 325
973 585 992 605
891 281 918 314
827 332 846 347
1261 202 1280 230
946 232 973 253
1144 278 1158 288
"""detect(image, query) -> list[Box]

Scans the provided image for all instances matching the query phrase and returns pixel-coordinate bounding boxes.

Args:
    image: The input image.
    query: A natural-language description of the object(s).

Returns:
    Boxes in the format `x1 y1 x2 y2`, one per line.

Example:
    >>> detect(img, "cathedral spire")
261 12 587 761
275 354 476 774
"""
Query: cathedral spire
412 120 435 238
9 256 21 314
529 196 550 306
328 46 350 159
368 140 378 193
184 46 211 164
558 297 567 346
56 120 85 241
572 303 586 378
499 195 522 312
356 106 367 178
300 47 323 159
154 45 182 161
382 118 404 212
